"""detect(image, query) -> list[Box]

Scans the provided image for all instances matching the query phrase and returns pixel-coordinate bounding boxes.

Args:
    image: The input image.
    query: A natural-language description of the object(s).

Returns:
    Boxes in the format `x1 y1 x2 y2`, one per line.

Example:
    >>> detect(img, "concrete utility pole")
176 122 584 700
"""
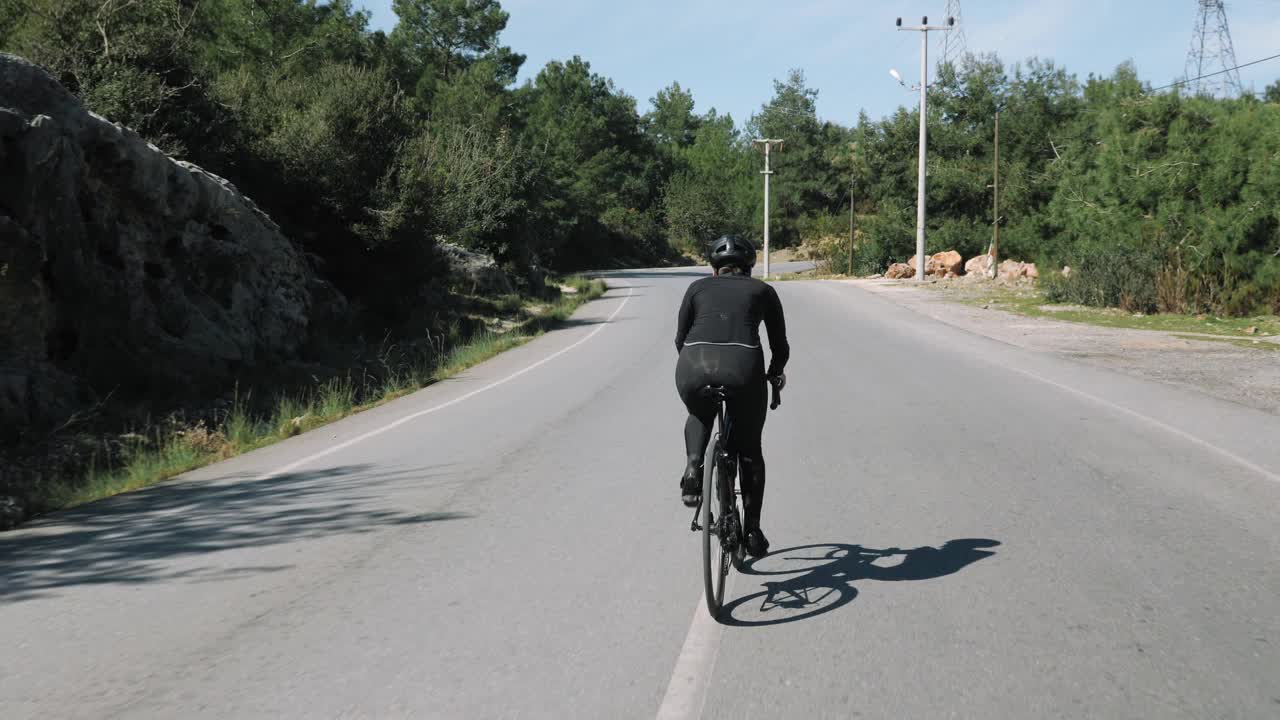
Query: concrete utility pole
895 15 954 281
753 138 784 278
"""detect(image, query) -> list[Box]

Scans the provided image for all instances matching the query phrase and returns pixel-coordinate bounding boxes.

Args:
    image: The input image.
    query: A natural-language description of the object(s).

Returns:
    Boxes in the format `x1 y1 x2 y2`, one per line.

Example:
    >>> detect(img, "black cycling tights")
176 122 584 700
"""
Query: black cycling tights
675 345 768 532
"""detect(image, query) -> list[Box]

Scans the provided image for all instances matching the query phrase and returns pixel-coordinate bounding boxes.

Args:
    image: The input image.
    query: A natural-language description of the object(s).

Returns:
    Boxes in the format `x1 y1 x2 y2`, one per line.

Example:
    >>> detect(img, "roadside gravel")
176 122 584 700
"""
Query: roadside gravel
844 278 1280 416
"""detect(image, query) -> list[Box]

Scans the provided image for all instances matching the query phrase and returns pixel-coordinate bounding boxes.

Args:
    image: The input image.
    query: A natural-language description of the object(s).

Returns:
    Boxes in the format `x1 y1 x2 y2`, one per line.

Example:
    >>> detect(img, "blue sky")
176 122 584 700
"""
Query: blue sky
360 0 1280 125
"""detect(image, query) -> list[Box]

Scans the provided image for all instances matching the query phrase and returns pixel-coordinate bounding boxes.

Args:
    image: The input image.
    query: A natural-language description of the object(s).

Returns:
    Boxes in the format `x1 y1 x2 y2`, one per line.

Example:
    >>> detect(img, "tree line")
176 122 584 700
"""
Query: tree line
3 0 1278 317
840 58 1280 316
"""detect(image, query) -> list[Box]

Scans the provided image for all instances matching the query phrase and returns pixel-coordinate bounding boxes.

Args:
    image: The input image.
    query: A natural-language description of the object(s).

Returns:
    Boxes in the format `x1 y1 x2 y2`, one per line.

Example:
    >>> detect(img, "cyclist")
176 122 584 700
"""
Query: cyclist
674 235 789 558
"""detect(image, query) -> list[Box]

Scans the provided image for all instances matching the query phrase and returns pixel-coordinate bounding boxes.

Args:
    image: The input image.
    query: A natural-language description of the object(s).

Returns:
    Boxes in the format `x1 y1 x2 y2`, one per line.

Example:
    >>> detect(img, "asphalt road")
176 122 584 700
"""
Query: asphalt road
4 265 1280 719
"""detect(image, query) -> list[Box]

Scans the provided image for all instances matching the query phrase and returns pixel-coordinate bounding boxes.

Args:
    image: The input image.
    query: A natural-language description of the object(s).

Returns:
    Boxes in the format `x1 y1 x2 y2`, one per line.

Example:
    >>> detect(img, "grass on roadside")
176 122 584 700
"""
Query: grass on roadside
38 277 608 513
946 284 1280 339
432 330 531 381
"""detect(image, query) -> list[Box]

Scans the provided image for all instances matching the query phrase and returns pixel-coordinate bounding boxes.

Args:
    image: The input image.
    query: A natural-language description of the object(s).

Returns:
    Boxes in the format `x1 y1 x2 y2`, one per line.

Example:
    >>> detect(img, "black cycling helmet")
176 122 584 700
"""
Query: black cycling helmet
708 235 756 273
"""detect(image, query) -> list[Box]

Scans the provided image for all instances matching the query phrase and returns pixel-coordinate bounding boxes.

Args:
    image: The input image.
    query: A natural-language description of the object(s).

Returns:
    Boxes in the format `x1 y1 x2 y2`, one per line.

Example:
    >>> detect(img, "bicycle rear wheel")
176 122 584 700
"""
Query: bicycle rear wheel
701 436 731 619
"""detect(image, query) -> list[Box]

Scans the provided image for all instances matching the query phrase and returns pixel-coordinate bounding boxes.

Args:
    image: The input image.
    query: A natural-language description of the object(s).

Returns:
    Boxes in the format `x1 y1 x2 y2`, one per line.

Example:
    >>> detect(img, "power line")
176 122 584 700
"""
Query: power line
1155 50 1280 91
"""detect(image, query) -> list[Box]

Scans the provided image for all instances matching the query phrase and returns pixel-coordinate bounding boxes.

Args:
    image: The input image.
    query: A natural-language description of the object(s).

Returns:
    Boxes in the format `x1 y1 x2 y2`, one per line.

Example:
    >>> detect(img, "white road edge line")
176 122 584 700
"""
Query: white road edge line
1006 363 1280 484
656 581 735 720
257 284 634 480
822 281 1280 484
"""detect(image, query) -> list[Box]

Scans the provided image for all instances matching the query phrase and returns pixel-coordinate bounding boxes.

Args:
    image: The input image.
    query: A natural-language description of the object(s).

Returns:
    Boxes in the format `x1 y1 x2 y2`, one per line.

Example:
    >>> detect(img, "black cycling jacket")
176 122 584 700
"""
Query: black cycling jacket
674 274 790 377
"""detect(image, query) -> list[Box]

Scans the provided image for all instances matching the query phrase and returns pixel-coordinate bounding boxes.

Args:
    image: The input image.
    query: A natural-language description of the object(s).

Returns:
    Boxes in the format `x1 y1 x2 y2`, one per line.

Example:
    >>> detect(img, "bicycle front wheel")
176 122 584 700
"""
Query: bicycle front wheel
701 436 730 619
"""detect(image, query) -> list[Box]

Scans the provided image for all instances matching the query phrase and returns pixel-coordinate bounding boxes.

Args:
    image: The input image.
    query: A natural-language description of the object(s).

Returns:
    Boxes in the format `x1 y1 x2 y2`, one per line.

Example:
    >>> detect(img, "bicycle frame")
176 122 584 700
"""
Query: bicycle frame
690 378 781 621
690 397 739 539
714 403 738 513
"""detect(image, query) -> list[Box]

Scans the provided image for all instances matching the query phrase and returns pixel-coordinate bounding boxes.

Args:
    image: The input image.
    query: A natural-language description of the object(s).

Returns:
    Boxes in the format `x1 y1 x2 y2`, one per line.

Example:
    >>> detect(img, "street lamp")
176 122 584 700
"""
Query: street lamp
895 15 955 282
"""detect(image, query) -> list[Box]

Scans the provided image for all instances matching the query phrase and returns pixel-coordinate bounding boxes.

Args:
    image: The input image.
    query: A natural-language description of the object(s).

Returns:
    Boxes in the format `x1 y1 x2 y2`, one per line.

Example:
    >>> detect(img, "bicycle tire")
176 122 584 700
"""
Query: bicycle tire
701 436 728 619
716 465 734 600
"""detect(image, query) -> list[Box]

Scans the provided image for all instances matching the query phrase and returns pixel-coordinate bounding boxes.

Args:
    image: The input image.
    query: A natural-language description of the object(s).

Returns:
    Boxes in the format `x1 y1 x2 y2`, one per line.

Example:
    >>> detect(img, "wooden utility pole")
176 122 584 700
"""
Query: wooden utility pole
848 178 855 276
989 110 1000 279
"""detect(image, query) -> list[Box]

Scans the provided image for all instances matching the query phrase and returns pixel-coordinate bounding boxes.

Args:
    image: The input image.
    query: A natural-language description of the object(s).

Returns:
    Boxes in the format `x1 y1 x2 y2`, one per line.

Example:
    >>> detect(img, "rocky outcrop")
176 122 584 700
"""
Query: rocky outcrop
438 242 516 296
522 262 561 301
0 54 325 438
0 495 23 530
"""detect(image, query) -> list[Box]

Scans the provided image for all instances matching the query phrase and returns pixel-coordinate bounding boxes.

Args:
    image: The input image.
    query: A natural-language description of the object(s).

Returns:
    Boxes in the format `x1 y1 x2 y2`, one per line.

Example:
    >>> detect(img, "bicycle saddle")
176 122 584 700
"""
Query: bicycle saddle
699 385 735 400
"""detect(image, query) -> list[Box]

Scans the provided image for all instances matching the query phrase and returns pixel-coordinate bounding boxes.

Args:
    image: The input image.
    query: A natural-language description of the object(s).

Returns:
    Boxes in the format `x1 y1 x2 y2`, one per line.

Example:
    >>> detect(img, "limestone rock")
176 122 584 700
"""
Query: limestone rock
999 260 1028 281
966 254 993 276
934 250 963 276
0 53 321 432
0 495 24 530
438 242 516 296
906 250 964 278
523 261 560 301
886 262 915 280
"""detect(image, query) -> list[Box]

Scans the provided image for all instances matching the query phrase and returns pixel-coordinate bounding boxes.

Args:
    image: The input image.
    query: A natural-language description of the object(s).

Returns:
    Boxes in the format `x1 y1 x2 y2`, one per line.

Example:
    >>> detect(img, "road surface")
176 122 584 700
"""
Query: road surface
4 266 1280 719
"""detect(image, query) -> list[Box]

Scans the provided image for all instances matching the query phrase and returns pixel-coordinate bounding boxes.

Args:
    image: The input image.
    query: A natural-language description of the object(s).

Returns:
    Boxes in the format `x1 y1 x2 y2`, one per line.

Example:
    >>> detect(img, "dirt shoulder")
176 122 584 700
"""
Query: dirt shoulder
842 278 1280 417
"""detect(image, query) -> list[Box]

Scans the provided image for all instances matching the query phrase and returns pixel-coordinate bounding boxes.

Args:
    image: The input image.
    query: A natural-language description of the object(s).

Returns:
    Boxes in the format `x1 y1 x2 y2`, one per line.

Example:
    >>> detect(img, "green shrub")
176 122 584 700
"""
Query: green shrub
4 0 229 158
930 217 988 261
600 205 665 261
215 64 408 229
374 123 525 254
852 205 915 273
796 212 844 242
1043 245 1160 312
662 171 747 256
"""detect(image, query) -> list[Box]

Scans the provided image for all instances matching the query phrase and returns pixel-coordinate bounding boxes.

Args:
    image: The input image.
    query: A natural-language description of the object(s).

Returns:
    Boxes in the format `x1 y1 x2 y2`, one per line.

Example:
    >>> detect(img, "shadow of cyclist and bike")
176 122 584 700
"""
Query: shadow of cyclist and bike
720 538 1001 627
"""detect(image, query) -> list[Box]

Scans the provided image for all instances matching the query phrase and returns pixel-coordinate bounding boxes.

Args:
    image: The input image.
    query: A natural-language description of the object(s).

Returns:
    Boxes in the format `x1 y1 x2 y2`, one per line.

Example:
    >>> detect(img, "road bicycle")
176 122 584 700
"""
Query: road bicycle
690 377 781 620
